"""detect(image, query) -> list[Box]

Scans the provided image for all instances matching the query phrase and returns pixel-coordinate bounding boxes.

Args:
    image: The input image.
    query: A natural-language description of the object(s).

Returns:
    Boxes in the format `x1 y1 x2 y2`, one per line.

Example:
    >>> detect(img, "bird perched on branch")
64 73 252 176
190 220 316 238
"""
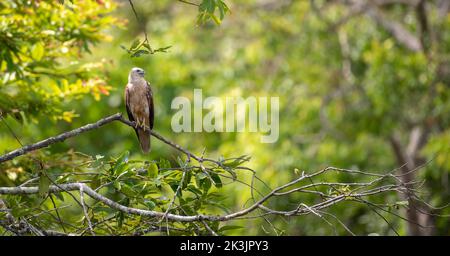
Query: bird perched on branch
125 67 154 153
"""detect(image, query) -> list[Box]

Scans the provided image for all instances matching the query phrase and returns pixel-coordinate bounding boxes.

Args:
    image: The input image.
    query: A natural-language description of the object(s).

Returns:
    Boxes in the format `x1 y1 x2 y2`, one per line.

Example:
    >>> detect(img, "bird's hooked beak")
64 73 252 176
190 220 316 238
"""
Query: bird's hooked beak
137 69 145 77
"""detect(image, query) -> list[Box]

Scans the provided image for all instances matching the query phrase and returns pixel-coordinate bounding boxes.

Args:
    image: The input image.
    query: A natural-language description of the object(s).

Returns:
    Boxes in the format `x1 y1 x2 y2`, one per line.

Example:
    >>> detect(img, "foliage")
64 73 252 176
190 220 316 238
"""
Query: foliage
0 0 118 122
1 149 244 235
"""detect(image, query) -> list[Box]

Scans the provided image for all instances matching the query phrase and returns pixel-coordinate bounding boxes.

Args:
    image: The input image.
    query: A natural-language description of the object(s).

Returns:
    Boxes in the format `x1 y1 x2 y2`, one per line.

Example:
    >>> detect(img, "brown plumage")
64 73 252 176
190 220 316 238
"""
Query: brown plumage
125 67 154 153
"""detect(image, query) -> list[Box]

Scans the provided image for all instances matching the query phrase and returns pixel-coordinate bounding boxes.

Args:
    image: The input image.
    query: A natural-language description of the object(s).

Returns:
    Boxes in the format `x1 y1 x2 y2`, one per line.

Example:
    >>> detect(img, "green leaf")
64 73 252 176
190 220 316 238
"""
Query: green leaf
222 155 251 168
202 177 212 193
187 185 203 196
153 45 172 53
205 0 215 13
211 14 221 25
113 151 129 176
196 0 229 25
120 45 130 53
11 207 34 218
195 172 208 188
113 180 121 190
54 192 65 202
394 200 409 209
148 162 158 178
210 172 222 188
131 49 150 58
182 171 192 189
219 225 243 232
120 184 136 198
143 42 153 52
130 39 141 50
38 174 50 197
155 177 162 187
396 201 409 206
31 43 45 61
222 167 237 181
116 211 124 228
159 158 171 169
144 199 156 210
169 182 181 196
19 111 28 126
56 174 70 183
217 0 229 19
93 206 114 214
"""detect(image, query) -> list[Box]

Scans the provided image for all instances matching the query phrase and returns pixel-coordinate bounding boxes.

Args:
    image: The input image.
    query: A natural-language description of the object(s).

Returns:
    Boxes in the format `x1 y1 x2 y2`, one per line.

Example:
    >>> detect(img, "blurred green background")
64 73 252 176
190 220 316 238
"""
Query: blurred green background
1 0 449 235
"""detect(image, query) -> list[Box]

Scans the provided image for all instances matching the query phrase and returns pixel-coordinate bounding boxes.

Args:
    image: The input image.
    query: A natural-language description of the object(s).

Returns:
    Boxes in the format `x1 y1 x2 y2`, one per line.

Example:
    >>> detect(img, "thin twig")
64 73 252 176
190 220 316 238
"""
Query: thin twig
79 186 95 236
201 220 219 236
49 195 67 233
178 0 199 7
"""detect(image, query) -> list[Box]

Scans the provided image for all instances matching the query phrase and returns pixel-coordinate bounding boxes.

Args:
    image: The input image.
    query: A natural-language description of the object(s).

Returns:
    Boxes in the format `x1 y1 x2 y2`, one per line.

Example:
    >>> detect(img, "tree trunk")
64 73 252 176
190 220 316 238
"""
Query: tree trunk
389 126 434 235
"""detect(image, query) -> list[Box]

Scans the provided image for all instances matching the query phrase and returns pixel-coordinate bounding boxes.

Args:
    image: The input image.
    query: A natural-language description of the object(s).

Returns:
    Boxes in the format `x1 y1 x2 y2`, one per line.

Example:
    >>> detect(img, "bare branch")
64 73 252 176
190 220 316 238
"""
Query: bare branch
201 220 219 236
79 186 95 236
0 166 412 225
0 113 201 164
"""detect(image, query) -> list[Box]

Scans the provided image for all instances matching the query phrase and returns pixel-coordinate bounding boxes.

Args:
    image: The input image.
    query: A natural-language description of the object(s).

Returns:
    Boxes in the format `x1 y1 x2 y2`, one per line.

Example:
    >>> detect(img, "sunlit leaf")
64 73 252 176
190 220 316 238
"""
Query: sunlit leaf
147 163 158 178
130 39 141 50
31 43 45 61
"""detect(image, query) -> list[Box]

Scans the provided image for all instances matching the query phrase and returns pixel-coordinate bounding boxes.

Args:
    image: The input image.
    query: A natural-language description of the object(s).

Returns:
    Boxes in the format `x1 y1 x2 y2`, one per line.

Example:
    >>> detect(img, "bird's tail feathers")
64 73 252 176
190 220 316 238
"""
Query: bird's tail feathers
137 128 151 153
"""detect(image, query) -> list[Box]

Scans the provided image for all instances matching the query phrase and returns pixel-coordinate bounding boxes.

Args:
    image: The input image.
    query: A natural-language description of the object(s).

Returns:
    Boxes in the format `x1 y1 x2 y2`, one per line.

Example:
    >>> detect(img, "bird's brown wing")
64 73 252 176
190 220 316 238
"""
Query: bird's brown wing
125 85 139 139
147 81 154 130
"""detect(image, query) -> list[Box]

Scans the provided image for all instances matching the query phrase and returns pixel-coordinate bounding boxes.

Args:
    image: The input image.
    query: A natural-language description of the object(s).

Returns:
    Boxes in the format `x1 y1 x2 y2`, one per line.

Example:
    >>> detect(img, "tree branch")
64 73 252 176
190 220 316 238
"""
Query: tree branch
0 113 201 164
0 167 415 226
366 7 422 52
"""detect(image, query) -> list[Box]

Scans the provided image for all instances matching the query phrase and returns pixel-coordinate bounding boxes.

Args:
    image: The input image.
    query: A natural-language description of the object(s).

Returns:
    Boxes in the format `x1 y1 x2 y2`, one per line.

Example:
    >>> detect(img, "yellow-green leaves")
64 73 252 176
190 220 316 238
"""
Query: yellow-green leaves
0 0 116 123
60 111 79 123
197 0 230 25
112 151 130 177
31 43 45 61
120 38 172 58
38 173 50 197
147 162 159 178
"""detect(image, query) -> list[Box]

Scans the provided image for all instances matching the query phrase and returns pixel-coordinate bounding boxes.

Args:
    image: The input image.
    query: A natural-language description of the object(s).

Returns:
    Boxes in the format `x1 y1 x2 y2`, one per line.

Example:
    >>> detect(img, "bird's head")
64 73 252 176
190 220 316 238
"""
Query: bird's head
129 67 145 81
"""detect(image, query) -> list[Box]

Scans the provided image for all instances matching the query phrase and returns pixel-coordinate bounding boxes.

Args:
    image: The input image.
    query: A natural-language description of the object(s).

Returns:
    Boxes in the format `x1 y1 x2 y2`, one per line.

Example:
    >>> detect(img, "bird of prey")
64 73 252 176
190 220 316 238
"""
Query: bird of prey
125 67 154 153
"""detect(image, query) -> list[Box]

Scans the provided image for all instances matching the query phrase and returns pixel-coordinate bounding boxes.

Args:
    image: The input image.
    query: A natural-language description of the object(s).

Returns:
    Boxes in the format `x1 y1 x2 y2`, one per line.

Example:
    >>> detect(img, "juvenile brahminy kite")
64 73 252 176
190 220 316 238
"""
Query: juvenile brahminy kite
125 67 154 153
